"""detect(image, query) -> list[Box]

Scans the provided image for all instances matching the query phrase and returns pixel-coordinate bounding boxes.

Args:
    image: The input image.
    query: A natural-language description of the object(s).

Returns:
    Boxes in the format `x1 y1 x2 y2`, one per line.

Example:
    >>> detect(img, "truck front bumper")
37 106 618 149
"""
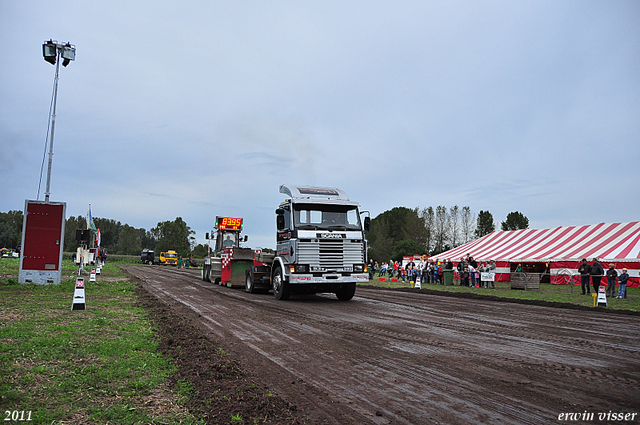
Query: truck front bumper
288 273 369 284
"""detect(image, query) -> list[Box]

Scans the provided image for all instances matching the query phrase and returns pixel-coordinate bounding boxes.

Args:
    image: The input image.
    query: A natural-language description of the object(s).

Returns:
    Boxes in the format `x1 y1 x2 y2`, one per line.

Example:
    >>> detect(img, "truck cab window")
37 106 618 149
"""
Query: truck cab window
293 204 361 230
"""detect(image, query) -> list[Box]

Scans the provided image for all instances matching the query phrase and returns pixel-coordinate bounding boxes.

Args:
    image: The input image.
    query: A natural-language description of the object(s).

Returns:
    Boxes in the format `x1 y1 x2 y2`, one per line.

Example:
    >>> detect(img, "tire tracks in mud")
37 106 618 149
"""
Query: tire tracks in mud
122 265 640 425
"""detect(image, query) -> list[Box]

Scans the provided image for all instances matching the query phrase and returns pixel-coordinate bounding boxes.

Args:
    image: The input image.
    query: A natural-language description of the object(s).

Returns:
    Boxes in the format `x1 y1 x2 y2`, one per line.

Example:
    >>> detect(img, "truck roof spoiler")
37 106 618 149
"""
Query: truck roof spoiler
279 185 351 201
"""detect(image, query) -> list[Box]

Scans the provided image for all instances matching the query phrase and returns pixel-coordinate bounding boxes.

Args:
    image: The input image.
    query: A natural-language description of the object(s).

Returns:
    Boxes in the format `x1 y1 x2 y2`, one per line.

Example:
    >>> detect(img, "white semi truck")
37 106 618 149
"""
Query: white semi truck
202 185 370 301
247 184 370 301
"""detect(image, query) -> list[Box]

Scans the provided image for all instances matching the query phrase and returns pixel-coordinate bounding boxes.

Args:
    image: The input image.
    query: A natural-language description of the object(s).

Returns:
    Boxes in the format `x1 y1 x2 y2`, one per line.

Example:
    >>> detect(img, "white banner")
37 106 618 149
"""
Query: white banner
481 272 495 282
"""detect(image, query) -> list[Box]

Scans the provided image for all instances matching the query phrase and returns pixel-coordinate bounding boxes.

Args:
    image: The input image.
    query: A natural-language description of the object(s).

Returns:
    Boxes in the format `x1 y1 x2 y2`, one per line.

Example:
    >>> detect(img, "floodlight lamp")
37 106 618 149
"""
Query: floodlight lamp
61 43 76 67
43 40 57 65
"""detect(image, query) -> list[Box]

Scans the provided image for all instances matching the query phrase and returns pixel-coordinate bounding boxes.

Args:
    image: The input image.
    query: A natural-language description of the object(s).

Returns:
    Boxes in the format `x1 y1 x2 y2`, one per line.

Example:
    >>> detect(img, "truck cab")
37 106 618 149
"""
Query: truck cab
160 250 178 266
271 185 370 300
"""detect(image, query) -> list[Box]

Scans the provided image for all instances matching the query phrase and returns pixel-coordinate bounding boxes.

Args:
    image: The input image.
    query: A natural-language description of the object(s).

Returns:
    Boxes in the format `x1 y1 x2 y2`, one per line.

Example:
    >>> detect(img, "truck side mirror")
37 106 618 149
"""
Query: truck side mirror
364 216 370 231
275 208 284 215
205 233 209 240
244 235 248 242
276 214 285 230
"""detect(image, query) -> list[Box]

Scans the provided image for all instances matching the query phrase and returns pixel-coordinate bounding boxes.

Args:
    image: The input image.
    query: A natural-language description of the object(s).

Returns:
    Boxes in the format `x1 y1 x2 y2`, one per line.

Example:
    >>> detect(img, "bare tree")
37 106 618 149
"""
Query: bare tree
460 206 476 243
449 205 460 248
433 205 449 254
420 206 435 254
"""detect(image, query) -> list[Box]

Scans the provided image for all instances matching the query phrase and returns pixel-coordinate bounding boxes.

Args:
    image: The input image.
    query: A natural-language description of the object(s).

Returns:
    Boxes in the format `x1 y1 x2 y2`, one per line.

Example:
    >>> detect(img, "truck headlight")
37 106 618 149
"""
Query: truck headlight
353 264 364 273
290 264 309 273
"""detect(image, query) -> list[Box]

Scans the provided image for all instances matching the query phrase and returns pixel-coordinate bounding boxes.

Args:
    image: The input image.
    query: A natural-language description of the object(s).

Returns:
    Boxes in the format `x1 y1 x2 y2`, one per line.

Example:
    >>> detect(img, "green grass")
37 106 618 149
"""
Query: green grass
0 259 205 424
361 274 640 311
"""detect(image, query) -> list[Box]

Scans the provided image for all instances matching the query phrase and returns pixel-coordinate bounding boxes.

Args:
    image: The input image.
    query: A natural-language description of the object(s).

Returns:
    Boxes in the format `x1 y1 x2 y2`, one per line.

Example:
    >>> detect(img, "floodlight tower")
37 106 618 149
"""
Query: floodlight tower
18 40 76 285
42 39 76 202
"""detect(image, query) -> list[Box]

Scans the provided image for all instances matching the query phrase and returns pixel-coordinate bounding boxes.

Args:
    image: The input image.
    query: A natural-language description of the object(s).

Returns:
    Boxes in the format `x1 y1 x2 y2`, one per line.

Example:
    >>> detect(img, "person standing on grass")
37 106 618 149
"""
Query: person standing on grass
457 258 465 274
477 262 485 288
178 256 183 269
617 268 629 298
486 260 497 289
578 258 591 295
462 266 470 287
606 263 618 298
591 258 604 293
445 259 453 270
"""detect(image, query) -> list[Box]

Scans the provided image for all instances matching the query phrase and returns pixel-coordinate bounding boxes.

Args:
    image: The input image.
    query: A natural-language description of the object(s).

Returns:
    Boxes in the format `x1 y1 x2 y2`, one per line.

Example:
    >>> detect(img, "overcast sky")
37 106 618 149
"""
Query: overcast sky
1 1 639 249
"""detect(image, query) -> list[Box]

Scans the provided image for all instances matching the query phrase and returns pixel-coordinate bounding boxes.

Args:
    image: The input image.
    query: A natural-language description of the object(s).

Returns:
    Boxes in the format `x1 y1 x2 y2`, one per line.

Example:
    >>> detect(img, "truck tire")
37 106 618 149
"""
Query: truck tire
245 269 255 293
272 266 290 300
336 283 356 301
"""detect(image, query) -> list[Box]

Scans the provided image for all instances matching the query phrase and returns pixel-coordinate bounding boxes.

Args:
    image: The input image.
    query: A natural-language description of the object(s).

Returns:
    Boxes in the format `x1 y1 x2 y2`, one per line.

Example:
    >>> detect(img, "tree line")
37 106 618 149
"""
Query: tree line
63 216 207 258
366 206 529 262
0 210 23 250
2 207 529 261
0 210 207 259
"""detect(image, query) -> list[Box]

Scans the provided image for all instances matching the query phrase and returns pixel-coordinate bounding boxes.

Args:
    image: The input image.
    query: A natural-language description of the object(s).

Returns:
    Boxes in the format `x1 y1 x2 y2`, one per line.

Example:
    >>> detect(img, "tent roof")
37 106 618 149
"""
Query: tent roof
433 221 640 262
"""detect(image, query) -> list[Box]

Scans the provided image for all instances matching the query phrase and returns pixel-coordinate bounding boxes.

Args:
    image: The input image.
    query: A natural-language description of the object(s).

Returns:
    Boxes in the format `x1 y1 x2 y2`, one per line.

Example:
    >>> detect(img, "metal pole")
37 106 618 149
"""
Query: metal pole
44 48 61 202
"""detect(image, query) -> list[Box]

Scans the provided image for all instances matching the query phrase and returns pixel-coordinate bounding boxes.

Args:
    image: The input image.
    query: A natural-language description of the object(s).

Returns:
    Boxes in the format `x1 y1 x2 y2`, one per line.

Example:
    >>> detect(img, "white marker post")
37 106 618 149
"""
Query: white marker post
596 285 607 307
71 278 86 311
89 269 96 282
414 276 421 289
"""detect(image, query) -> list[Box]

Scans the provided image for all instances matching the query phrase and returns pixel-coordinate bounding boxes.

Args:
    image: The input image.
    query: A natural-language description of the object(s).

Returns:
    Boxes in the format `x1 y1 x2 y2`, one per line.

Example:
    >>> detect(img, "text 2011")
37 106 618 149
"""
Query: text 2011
4 411 32 422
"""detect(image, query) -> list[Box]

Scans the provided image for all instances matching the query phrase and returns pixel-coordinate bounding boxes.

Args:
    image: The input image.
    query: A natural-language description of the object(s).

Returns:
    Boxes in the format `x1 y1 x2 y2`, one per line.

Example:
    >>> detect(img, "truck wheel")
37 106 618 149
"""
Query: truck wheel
336 283 356 301
204 264 211 282
272 266 290 300
245 270 255 293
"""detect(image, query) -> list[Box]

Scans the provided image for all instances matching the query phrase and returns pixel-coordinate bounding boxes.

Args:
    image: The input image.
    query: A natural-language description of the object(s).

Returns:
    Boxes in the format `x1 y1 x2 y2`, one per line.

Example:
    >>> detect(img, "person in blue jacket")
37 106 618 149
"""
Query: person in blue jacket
617 268 629 299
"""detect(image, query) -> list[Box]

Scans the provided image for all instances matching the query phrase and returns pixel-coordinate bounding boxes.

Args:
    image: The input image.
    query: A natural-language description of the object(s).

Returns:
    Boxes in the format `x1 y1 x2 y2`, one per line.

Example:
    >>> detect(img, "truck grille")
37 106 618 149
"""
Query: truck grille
298 240 364 271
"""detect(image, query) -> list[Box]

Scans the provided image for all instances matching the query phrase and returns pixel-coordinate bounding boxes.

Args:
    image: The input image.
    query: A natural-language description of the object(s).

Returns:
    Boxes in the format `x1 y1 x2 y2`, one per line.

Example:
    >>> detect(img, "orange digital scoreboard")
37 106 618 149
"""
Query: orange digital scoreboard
215 216 243 231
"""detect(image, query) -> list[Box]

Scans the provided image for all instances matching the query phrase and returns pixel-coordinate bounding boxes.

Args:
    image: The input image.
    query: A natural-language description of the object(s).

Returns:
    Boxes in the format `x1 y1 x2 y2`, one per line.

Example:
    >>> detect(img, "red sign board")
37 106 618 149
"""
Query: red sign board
19 200 66 285
21 201 65 271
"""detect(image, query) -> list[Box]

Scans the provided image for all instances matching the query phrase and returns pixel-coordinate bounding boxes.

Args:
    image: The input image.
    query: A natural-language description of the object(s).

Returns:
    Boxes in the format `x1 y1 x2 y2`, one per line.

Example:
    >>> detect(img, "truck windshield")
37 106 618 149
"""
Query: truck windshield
293 204 361 231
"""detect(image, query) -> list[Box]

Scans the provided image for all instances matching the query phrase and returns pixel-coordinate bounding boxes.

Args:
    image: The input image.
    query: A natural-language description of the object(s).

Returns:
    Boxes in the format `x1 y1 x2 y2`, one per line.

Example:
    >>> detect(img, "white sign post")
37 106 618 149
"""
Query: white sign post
89 268 96 282
596 285 607 307
414 276 421 289
71 278 86 311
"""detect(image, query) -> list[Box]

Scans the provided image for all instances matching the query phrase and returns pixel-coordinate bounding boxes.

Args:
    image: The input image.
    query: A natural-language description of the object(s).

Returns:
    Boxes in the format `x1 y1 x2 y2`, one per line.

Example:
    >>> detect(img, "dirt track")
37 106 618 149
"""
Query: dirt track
121 265 640 424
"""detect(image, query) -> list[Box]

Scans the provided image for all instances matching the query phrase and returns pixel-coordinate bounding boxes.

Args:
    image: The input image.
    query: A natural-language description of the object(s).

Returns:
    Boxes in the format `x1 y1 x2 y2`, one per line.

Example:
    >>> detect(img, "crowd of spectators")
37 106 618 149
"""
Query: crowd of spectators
367 254 633 297
368 254 497 288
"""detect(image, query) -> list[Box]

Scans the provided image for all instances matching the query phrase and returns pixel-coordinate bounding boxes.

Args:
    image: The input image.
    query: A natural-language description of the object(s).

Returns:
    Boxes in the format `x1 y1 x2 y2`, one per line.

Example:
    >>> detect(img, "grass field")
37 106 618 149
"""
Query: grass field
0 258 204 424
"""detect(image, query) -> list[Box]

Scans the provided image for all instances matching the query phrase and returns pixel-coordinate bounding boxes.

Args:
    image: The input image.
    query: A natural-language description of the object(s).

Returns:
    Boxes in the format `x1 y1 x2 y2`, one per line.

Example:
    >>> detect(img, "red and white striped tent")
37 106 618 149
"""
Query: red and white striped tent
432 221 640 287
